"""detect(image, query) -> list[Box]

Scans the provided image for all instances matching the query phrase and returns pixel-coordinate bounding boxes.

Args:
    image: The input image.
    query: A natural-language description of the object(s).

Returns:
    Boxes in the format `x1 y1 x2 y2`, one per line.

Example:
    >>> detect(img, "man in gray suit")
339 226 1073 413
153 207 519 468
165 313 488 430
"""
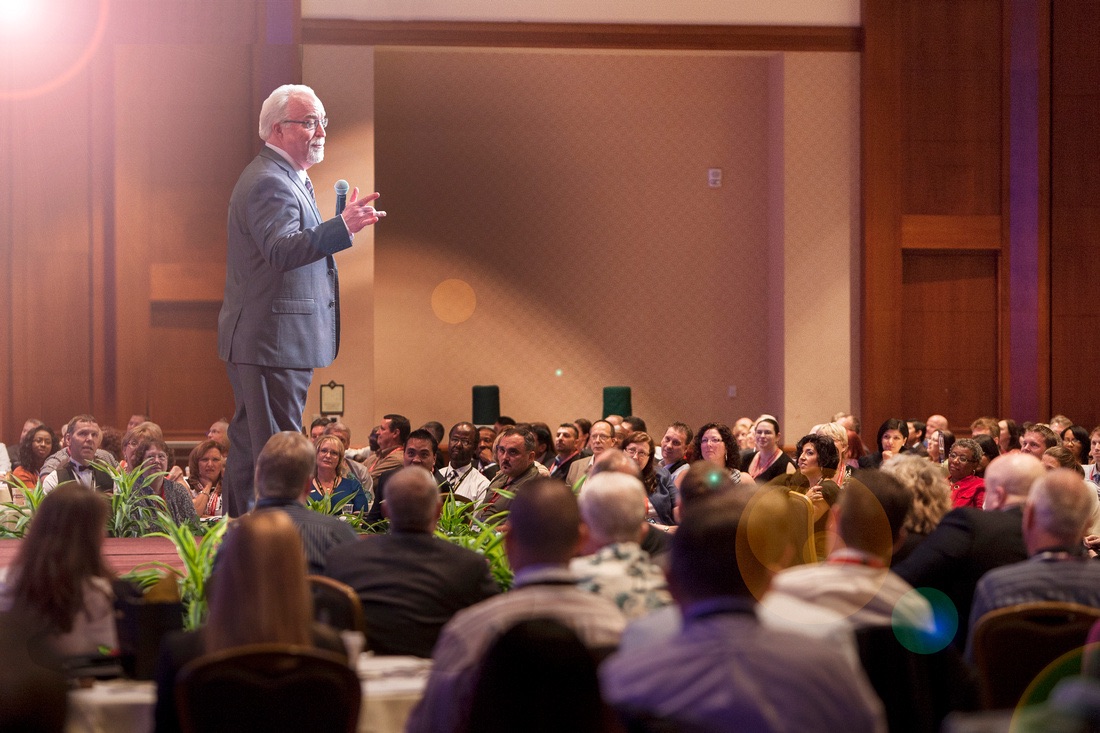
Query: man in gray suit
219 84 385 516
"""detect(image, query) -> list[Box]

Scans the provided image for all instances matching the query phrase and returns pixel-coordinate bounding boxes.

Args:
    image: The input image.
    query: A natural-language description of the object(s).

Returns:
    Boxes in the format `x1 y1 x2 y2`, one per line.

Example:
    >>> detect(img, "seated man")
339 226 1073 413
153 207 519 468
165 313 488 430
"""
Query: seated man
476 426 542 519
363 413 409 480
600 489 886 732
364 429 445 523
766 469 934 632
570 471 672 618
253 431 358 574
407 479 625 733
324 467 499 657
439 422 491 504
966 468 1100 659
41 415 115 493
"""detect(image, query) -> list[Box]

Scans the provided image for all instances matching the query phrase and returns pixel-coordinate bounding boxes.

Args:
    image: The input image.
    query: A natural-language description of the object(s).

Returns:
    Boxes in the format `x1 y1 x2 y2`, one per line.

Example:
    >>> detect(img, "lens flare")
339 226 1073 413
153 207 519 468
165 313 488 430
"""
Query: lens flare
893 587 957 654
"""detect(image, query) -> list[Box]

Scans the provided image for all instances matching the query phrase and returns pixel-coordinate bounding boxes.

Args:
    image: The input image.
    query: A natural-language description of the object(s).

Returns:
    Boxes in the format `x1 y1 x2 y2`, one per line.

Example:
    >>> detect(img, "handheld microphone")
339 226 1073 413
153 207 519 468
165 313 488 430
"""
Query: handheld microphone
334 179 349 216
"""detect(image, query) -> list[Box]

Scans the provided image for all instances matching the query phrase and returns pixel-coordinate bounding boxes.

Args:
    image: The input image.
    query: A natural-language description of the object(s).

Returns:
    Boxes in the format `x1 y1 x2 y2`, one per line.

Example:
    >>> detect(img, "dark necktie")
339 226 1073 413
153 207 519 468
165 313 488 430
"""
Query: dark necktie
304 176 316 202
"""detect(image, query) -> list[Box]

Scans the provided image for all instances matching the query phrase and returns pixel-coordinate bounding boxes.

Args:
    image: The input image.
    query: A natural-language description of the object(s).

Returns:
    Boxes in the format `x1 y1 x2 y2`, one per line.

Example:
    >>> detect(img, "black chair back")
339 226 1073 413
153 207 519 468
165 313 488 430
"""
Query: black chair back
307 575 366 636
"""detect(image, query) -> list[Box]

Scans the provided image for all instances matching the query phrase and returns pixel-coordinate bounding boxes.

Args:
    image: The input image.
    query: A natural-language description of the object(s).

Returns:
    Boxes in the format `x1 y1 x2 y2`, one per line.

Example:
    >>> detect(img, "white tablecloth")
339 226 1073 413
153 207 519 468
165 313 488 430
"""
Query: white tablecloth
65 654 430 733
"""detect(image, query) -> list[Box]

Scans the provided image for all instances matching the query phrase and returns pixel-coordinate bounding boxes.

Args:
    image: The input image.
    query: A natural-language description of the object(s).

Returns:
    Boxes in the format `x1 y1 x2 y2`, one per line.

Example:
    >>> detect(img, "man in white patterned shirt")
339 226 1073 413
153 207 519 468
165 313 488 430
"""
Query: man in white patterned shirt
570 471 672 619
406 479 625 733
440 422 491 504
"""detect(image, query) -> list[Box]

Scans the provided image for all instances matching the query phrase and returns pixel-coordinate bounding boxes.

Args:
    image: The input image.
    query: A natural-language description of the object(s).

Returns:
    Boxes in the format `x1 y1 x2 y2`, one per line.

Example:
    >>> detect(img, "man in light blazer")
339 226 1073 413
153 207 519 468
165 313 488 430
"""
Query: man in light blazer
218 84 385 516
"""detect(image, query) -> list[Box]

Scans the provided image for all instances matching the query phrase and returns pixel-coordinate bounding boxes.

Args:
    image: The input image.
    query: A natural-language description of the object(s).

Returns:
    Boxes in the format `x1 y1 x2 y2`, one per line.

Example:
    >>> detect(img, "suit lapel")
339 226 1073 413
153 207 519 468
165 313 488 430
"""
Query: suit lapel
259 147 322 222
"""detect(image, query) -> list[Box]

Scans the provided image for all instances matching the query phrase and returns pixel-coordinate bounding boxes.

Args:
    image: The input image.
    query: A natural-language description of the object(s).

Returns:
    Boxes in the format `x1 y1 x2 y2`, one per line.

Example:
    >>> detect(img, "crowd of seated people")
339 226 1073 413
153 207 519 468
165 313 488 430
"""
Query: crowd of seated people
5 408 1100 731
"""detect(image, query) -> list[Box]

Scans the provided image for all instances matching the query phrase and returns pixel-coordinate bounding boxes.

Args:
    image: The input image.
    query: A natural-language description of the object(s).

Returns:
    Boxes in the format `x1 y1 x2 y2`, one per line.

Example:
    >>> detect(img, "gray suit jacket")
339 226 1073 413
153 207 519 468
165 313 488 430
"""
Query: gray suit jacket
218 146 352 368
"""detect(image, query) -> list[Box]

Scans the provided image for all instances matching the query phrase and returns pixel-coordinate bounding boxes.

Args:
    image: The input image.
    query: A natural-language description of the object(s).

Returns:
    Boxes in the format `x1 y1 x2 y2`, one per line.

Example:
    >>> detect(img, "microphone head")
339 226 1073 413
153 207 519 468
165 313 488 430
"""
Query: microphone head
334 179 349 195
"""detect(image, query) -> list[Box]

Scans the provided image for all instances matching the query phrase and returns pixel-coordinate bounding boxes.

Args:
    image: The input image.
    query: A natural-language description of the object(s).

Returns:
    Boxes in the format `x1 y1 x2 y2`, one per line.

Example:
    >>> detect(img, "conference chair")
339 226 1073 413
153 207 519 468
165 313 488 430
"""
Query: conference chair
175 643 361 733
308 574 367 636
787 490 818 564
971 601 1100 709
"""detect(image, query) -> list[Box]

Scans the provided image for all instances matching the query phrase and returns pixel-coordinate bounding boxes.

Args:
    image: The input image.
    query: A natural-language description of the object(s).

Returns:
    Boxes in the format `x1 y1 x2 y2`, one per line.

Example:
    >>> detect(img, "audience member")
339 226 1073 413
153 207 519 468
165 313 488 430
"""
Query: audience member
308 433 371 514
658 422 693 483
970 416 999 438
478 427 542 518
1060 424 1090 465
475 425 499 479
547 423 582 480
1049 414 1074 436
186 439 226 517
906 418 929 456
407 479 625 733
783 432 842 558
324 467 499 657
323 420 373 487
566 419 616 489
998 418 1022 454
120 421 163 470
5 418 43 472
621 432 677 529
205 418 229 448
768 470 934 631
859 417 909 469
1020 423 1060 459
966 468 1100 660
132 440 199 524
692 422 746 484
362 413 409 480
41 415 115 493
153 510 347 733
947 438 986 508
814 421 853 484
895 452 1044 649
439 422 491 503
0 483 118 657
972 433 1000 477
573 418 592 457
254 432 357 574
9 424 57 490
365 428 445 523
570 471 672 618
600 489 885 732
746 417 796 482
881 453 952 563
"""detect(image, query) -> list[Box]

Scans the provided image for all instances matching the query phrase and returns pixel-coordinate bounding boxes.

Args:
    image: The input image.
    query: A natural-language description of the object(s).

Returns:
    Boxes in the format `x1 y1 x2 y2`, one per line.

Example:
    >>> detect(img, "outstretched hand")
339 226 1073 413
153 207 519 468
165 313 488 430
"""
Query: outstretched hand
341 188 386 233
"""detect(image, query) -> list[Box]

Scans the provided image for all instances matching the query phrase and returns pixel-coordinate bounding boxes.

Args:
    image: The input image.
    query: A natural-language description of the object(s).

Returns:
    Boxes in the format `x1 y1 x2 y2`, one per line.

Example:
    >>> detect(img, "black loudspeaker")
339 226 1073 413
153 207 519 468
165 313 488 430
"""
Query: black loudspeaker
473 385 500 425
602 387 632 418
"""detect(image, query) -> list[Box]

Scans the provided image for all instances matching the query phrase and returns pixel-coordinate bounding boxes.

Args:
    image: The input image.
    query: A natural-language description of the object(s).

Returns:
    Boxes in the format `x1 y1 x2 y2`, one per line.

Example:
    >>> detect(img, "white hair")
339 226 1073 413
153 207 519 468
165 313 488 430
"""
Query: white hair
578 472 647 545
1027 469 1094 543
258 84 319 141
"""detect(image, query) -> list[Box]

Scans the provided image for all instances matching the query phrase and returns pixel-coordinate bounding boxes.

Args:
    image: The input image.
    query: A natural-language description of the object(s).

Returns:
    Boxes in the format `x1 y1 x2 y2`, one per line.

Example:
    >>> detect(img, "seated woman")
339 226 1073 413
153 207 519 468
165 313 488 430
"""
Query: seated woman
690 422 746 485
745 417 796 483
946 438 985 508
881 454 952 563
813 422 853 486
133 439 199 524
858 418 909 469
998 418 1022 454
9 424 58 492
153 510 347 733
1061 425 1090 465
0 482 118 658
309 434 371 513
186 439 226 518
622 432 677 531
787 433 842 560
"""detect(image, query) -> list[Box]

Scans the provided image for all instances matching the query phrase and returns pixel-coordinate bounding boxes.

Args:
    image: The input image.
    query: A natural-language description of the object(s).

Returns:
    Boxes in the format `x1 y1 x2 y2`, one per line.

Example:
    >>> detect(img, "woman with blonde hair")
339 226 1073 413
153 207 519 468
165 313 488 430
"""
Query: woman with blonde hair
813 422 852 486
154 510 346 733
309 434 371 513
881 453 952 563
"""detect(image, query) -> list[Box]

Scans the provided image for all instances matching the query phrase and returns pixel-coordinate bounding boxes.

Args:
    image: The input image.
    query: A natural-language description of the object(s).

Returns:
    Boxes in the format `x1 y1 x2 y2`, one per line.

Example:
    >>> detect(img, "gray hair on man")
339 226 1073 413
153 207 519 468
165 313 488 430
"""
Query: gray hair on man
578 471 647 546
1026 468 1095 544
255 431 315 501
258 84 320 140
383 467 441 533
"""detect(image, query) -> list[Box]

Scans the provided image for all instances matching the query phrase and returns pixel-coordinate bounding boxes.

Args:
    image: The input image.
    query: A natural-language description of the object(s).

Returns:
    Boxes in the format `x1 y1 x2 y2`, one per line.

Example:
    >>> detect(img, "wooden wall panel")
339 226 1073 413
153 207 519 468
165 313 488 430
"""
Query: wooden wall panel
1050 0 1100 427
899 252 999 423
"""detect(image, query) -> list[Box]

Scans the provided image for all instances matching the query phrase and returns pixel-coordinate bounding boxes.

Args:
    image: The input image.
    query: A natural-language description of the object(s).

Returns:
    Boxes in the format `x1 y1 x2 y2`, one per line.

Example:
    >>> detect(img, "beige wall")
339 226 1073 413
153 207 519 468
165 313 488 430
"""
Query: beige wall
305 46 859 440
303 0 860 26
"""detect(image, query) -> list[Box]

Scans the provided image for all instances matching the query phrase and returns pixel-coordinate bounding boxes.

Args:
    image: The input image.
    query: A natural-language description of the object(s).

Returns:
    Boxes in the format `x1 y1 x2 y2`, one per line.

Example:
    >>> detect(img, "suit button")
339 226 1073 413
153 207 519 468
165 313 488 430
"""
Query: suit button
329 301 335 308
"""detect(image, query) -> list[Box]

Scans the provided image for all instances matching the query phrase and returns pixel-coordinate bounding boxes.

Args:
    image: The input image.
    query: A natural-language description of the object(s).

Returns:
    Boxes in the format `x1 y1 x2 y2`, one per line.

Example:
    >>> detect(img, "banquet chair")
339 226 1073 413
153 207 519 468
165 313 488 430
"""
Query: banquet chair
787 491 817 564
308 574 367 636
176 643 361 733
972 601 1100 709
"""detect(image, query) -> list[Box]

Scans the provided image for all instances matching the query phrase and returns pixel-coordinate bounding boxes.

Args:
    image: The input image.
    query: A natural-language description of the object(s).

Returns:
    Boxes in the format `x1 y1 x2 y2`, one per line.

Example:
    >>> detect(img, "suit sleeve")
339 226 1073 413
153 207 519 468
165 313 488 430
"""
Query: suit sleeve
893 509 973 588
243 172 352 273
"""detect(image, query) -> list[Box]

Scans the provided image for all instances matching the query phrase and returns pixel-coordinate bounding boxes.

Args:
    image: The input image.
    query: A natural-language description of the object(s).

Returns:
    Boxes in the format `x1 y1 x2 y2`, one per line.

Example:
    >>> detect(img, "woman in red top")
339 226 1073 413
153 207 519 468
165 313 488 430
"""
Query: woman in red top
947 438 985 508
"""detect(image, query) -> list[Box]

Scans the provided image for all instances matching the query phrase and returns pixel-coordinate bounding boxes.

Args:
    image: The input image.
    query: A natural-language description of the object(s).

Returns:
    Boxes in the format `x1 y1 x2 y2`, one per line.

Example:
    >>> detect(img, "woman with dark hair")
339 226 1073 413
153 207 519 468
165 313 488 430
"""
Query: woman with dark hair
622 432 677 528
998 419 1022 454
9 425 57 489
947 438 985 508
691 423 745 484
154 510 347 733
187 439 227 517
791 433 842 559
972 434 1000 478
133 439 199 524
745 417 796 483
0 482 117 656
1061 425 1090 465
927 428 955 466
858 418 908 469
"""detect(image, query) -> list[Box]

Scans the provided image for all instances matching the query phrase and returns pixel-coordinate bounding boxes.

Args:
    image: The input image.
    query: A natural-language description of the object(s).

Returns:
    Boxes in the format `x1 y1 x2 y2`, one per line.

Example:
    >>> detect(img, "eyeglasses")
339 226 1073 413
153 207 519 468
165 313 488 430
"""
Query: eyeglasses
282 117 328 131
947 452 976 463
590 433 613 442
700 437 725 445
624 447 651 459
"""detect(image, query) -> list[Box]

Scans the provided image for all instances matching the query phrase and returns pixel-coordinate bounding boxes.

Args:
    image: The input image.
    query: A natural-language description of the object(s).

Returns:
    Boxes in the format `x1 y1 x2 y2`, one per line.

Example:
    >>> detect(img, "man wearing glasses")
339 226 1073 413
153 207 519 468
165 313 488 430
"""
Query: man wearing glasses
566 419 618 490
218 84 386 516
